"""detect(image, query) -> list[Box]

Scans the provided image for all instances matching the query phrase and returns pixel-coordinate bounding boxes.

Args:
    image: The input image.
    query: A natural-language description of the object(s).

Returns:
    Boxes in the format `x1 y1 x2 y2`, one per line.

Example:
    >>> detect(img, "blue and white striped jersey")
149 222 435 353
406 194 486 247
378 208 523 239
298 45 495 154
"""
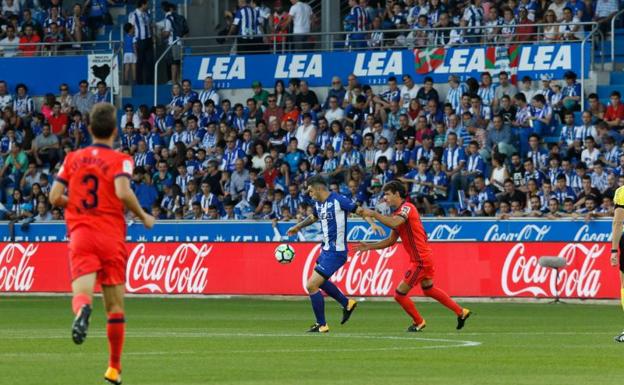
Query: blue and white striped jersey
233 5 259 39
312 192 356 253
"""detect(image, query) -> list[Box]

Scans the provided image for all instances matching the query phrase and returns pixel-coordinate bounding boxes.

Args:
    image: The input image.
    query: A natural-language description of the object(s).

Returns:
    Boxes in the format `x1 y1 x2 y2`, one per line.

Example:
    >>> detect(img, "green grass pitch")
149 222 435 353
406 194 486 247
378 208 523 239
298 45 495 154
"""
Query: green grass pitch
1 297 624 385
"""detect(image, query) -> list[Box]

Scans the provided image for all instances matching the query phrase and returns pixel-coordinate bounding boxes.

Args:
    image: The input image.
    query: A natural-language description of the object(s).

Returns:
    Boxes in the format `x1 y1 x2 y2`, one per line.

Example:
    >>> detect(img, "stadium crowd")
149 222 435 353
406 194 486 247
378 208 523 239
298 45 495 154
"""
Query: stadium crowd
0 0 623 223
2 66 624 223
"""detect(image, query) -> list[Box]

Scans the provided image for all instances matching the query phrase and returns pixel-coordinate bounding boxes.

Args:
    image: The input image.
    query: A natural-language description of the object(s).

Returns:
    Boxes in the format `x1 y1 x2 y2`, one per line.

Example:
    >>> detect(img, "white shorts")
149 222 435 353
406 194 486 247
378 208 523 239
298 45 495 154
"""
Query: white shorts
123 53 137 64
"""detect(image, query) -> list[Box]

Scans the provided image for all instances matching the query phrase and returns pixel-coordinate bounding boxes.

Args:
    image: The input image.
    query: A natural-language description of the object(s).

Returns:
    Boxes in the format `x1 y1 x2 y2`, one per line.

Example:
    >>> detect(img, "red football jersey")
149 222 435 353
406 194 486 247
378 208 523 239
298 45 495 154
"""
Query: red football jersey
393 201 432 262
56 144 134 241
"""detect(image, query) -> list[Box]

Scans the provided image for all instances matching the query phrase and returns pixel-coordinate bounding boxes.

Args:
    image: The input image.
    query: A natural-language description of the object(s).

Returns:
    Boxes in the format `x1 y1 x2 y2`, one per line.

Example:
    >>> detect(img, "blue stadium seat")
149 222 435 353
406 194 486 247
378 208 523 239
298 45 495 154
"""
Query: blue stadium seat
610 72 624 85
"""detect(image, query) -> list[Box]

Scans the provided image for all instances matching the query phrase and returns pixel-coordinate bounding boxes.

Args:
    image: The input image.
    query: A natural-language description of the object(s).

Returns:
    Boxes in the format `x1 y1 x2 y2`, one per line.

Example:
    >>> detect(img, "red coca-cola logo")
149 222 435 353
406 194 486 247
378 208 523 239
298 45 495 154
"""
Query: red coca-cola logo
501 243 603 298
301 244 396 296
0 243 36 292
126 243 210 294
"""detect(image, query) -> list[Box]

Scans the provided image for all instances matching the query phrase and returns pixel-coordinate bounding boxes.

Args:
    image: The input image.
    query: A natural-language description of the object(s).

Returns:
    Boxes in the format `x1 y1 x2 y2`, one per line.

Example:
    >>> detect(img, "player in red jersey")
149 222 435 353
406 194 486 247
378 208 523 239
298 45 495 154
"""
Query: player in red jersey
357 181 471 332
49 103 155 385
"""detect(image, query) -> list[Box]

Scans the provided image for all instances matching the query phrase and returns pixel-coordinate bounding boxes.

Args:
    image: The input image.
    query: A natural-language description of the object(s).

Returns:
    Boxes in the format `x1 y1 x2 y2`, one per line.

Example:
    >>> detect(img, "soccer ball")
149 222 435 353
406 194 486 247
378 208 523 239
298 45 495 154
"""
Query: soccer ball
274 244 295 264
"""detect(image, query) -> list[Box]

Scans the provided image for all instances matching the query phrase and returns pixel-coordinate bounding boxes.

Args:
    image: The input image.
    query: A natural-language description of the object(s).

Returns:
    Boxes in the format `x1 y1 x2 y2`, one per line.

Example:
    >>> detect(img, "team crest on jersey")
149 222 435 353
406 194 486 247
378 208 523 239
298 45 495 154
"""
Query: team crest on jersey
318 211 335 220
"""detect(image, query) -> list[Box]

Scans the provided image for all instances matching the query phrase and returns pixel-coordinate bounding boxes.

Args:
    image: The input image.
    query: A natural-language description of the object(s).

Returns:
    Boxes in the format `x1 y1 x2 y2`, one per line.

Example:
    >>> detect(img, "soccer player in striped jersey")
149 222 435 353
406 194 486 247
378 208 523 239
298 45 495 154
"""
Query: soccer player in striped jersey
357 181 471 332
287 175 383 333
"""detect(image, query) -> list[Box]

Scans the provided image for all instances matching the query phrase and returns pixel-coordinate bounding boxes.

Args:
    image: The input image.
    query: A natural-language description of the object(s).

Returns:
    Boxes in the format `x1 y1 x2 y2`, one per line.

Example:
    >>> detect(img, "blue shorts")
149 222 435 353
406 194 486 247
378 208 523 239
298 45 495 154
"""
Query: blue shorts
314 250 348 280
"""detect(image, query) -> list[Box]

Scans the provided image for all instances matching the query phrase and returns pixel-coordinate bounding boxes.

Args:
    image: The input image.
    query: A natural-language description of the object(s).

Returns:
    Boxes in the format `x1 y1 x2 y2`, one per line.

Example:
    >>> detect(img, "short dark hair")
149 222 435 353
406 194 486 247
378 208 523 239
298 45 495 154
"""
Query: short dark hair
89 103 117 139
382 180 407 199
307 175 328 189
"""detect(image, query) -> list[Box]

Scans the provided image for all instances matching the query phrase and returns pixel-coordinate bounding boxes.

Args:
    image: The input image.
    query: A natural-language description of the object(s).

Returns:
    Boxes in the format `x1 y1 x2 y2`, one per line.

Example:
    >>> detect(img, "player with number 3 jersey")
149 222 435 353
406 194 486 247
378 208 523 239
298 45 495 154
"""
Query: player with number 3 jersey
50 103 155 385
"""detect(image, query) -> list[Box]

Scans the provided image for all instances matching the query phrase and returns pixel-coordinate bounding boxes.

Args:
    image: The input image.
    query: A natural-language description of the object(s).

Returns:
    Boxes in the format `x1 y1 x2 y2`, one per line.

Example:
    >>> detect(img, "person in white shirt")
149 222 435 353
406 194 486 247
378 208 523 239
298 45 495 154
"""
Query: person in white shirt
324 96 344 125
399 74 418 110
0 80 12 110
374 137 394 163
161 2 183 84
581 136 600 169
547 0 567 21
286 0 313 51
198 76 220 107
120 104 141 128
295 112 316 151
559 7 583 40
0 25 19 58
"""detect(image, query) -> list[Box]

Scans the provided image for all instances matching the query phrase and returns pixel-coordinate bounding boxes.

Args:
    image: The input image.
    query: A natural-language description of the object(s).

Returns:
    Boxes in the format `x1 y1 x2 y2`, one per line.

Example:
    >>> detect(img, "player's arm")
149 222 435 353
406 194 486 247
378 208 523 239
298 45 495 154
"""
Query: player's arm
360 208 406 229
49 180 68 208
355 206 385 236
355 230 399 252
286 214 317 236
114 176 155 229
611 206 624 267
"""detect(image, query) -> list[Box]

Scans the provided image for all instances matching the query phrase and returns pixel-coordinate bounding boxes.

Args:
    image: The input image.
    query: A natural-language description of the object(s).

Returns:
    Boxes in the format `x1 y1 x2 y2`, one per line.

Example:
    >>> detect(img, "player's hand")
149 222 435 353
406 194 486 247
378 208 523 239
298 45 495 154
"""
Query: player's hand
370 223 386 236
286 225 299 236
359 208 376 218
142 214 156 229
611 251 619 267
355 242 372 252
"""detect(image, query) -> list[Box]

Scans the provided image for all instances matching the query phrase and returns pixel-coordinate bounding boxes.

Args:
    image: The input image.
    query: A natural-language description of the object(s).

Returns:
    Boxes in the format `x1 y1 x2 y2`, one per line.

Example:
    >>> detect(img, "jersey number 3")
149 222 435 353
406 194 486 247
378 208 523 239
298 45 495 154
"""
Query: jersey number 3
81 174 99 209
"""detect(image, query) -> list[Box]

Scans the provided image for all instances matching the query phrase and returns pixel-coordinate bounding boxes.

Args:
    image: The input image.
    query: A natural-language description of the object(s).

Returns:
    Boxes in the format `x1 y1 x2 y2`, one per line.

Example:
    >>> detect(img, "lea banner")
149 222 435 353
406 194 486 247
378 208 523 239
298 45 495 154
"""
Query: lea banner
0 242 619 299
183 43 589 89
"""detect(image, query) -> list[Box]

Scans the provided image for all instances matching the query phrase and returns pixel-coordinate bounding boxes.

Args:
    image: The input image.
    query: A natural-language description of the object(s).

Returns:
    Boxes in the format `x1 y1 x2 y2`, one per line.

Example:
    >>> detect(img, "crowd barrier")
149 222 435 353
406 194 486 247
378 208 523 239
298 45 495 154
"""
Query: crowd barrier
2 219 614 243
0 219 620 299
0 241 616 298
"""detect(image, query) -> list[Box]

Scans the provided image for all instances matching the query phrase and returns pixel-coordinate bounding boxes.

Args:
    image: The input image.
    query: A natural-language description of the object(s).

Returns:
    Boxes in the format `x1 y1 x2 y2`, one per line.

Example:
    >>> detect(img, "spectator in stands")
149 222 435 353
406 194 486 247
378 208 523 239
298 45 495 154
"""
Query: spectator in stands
515 7 536 42
18 24 40 56
367 16 384 49
296 80 319 112
66 4 87 50
12 83 34 123
229 0 264 54
286 0 313 51
0 81 12 111
129 0 154 85
198 76 220 107
31 123 60 169
0 25 19 57
72 80 95 116
249 81 268 108
463 0 484 42
593 0 619 34
561 71 581 112
57 83 74 114
94 81 110 104
416 76 439 108
605 91 624 129
559 7 582 40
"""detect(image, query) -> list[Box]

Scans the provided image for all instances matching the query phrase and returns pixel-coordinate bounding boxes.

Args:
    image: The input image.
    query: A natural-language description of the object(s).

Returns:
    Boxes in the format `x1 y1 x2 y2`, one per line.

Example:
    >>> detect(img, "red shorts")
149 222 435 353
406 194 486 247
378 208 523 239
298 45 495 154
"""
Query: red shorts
403 258 435 287
68 229 128 286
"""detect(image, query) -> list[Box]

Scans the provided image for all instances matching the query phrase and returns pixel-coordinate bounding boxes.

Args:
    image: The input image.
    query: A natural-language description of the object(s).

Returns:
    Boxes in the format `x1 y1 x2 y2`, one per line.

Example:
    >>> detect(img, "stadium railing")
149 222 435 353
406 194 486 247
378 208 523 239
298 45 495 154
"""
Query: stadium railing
611 8 624 65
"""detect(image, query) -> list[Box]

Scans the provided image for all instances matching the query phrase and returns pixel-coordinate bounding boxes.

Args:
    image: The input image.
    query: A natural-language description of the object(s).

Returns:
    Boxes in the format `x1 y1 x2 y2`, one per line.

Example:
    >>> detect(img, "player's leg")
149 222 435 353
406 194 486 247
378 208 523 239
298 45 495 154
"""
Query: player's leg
102 284 125 385
394 276 426 332
420 278 471 330
71 272 96 344
306 271 329 333
614 240 624 342
316 254 358 325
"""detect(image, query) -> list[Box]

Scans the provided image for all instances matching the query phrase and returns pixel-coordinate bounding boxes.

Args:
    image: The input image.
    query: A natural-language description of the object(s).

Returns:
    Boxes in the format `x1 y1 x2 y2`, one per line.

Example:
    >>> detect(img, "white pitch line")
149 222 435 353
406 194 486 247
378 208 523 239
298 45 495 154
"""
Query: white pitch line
0 331 482 352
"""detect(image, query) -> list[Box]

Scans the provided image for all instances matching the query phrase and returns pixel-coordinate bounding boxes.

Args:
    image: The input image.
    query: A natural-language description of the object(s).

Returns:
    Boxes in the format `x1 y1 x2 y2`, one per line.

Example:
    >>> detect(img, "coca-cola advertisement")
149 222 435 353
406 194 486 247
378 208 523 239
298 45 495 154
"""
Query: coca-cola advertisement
0 242 620 298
